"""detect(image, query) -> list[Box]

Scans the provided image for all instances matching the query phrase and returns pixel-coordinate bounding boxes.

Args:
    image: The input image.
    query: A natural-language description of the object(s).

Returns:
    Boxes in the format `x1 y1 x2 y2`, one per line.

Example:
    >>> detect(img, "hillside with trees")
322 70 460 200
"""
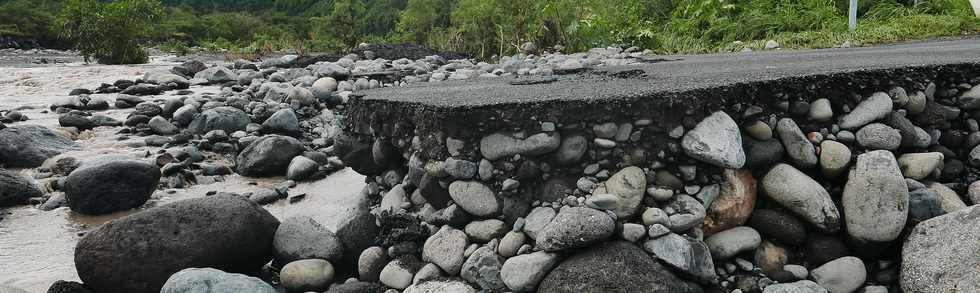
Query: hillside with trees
1 0 977 63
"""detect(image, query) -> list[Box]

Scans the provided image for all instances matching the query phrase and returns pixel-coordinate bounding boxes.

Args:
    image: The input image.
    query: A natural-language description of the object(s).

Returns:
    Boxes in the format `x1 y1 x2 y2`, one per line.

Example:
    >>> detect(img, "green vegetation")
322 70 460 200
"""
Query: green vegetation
0 0 977 62
56 0 163 64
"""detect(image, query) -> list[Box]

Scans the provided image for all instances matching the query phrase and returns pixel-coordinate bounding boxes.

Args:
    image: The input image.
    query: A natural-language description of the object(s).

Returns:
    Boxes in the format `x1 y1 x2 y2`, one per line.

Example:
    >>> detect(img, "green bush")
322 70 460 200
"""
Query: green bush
56 0 163 64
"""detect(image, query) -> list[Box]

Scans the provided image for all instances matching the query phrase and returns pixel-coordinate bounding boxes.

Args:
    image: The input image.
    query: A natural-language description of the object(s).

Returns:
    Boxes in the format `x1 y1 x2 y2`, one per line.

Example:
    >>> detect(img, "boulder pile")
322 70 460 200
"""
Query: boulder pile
336 67 980 293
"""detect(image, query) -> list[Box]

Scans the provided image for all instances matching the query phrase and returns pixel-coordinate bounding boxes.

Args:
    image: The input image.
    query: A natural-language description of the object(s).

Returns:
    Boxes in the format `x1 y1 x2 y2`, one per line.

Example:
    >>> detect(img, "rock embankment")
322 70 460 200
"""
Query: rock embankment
337 61 980 293
0 43 977 293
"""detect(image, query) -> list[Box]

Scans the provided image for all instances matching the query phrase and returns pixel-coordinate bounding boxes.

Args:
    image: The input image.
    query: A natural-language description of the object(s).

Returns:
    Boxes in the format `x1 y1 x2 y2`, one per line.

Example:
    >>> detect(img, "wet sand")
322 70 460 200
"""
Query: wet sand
0 54 366 292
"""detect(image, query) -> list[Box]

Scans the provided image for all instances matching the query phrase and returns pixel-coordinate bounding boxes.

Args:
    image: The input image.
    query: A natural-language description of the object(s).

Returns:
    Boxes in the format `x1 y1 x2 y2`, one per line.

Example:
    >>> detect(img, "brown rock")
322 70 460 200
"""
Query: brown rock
702 169 757 235
754 241 788 274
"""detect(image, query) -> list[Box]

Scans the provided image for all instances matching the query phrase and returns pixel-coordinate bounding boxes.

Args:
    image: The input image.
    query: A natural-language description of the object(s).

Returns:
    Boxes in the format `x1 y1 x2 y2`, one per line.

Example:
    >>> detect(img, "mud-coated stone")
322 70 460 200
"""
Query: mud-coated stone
540 241 703 293
74 194 279 293
702 169 757 235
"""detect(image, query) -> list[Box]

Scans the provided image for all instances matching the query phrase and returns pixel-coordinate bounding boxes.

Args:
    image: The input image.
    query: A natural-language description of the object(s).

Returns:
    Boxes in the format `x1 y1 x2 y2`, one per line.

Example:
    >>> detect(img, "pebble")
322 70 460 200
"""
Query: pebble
810 256 867 293
808 98 833 122
536 207 615 251
500 251 560 292
776 118 818 168
280 259 335 292
819 140 851 178
744 121 773 140
705 226 762 260
464 219 508 242
856 123 901 150
840 92 893 130
591 166 645 218
448 181 500 217
380 257 419 290
422 226 468 275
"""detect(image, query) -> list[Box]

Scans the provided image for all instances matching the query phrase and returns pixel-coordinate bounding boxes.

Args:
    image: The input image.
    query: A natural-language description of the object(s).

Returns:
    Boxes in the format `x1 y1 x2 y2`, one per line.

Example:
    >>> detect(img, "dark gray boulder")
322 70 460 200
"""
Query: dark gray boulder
64 159 161 215
187 107 250 135
261 108 300 135
0 125 79 167
273 215 345 266
45 280 95 293
74 194 279 293
538 241 703 293
236 135 305 177
0 169 42 207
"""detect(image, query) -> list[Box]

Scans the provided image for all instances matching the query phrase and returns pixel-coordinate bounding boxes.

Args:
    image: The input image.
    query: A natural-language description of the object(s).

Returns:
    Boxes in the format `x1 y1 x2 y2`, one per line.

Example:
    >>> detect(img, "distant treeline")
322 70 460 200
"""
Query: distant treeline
1 0 978 60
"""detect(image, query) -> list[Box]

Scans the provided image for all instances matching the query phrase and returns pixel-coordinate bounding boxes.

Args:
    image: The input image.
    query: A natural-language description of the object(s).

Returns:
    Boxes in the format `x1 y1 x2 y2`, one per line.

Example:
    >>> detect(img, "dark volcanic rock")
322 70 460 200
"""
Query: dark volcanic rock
188 106 250 135
236 135 305 177
747 209 806 245
64 159 160 215
538 241 703 293
46 280 95 293
74 194 279 293
325 281 385 293
58 112 96 130
0 169 42 207
0 125 79 167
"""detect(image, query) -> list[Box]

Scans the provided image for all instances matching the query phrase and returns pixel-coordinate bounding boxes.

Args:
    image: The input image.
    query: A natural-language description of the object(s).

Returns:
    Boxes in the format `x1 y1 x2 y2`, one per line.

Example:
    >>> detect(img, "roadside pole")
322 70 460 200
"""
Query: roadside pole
971 0 980 17
849 0 858 32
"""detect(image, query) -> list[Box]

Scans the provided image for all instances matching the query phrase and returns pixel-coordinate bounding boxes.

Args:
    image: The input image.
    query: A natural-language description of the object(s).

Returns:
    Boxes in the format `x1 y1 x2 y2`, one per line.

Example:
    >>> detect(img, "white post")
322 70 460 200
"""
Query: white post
971 0 980 17
849 0 858 31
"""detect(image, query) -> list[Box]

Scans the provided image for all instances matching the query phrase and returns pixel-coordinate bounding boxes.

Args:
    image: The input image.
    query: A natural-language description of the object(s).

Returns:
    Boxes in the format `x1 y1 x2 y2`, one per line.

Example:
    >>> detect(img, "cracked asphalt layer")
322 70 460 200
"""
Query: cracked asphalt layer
356 38 980 109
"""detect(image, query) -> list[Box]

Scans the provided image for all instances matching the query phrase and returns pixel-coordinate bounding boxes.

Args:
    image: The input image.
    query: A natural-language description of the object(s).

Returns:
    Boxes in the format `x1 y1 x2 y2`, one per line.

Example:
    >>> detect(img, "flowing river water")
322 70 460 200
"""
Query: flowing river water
0 54 366 292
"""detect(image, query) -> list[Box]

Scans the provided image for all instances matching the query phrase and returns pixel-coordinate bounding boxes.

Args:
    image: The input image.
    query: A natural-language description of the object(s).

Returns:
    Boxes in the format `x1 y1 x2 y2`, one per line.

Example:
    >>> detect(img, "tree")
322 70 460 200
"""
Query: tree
322 0 366 48
396 0 454 43
57 0 163 64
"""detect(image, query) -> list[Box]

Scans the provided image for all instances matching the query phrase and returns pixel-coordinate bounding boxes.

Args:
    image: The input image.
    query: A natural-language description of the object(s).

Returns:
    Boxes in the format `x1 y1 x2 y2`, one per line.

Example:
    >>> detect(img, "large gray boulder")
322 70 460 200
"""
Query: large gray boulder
236 135 305 177
64 159 161 215
187 107 250 134
681 111 745 168
538 241 702 293
161 268 276 293
842 150 908 243
0 125 79 167
901 205 980 293
761 164 840 233
273 216 345 266
74 194 279 293
0 169 42 207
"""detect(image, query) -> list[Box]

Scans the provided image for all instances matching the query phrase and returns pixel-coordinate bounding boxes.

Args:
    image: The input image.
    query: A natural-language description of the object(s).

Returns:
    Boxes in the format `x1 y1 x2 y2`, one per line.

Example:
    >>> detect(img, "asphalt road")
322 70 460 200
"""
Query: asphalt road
358 38 980 109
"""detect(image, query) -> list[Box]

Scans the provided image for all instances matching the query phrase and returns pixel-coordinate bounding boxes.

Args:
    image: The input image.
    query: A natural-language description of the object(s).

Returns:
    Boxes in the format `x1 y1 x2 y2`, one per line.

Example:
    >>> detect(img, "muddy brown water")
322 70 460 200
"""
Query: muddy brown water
0 57 366 292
